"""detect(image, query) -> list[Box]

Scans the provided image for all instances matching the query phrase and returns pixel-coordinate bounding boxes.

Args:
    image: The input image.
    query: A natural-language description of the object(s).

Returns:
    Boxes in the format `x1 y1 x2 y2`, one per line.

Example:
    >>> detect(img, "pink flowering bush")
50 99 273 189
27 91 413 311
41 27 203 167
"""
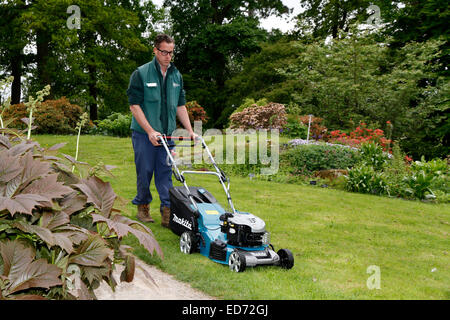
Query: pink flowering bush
229 102 287 130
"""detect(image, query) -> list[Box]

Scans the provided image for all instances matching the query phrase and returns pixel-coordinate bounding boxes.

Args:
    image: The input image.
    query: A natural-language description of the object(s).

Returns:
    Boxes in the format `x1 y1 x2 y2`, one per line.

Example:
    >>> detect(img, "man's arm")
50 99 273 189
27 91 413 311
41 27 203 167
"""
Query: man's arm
130 104 161 146
127 70 161 146
176 105 197 139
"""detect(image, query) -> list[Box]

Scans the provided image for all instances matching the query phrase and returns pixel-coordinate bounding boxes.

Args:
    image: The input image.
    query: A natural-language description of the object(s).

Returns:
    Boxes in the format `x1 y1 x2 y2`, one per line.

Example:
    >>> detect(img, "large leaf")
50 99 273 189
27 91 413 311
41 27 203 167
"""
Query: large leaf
8 140 39 157
0 194 49 216
0 240 34 277
59 191 87 216
13 219 76 254
74 176 117 216
0 151 22 183
41 211 70 230
13 222 55 247
22 174 73 202
0 240 62 296
52 225 89 246
0 135 12 149
19 152 52 190
92 214 163 258
68 234 113 267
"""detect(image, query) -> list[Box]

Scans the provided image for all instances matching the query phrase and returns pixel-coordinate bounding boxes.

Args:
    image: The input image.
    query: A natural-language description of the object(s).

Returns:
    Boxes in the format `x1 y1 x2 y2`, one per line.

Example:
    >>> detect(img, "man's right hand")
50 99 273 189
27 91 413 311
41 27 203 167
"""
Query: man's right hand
148 130 162 146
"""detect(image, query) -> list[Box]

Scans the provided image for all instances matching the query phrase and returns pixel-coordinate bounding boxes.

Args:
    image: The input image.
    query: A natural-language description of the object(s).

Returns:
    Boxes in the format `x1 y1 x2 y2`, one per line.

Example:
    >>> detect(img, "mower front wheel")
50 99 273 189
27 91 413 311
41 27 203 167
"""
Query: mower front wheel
277 249 294 269
180 231 196 254
229 250 246 272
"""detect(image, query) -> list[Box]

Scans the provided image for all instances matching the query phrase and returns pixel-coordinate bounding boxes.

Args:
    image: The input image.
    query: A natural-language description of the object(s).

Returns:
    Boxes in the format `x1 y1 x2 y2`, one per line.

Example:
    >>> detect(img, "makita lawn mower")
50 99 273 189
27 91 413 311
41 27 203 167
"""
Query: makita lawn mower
159 135 294 272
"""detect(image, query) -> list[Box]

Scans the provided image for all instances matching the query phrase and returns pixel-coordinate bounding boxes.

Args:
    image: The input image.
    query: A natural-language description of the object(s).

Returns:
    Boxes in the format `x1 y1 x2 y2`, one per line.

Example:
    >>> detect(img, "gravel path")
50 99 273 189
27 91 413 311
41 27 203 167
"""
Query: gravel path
94 257 215 300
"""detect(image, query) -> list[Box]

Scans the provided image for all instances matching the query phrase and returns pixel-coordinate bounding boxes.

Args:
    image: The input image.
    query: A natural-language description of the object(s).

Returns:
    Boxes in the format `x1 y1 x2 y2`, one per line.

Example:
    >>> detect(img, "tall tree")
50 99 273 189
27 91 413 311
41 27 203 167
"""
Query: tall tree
164 0 288 125
1 0 163 121
0 0 33 104
294 0 401 39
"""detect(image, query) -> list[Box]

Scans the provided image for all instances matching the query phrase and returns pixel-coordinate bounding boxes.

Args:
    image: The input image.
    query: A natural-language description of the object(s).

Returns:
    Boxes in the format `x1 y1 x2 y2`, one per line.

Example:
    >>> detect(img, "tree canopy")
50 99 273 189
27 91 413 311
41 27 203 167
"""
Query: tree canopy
0 0 448 158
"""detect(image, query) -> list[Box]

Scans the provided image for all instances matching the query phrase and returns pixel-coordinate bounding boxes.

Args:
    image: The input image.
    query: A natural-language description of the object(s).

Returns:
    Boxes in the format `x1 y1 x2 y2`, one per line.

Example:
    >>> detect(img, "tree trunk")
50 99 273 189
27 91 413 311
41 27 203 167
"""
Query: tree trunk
10 53 22 104
36 29 53 98
88 64 98 121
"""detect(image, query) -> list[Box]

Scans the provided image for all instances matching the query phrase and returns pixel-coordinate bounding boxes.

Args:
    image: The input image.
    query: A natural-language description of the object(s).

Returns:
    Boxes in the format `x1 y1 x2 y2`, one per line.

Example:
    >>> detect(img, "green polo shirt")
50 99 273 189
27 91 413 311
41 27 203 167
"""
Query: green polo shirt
126 58 186 135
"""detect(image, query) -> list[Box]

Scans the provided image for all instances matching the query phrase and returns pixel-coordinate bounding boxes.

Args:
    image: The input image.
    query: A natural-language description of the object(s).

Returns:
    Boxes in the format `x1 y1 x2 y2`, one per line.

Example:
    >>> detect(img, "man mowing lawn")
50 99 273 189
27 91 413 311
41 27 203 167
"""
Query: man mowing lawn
127 34 196 226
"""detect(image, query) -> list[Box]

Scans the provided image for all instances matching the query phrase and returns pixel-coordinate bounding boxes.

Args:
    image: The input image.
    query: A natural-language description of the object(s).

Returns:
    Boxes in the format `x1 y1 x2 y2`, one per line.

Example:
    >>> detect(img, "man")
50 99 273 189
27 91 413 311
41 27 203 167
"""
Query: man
127 34 195 226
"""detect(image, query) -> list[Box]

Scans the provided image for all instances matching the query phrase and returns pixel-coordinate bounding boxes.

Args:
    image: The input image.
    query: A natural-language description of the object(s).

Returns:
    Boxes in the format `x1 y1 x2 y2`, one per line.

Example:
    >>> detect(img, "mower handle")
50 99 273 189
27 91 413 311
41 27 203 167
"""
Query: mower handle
157 134 237 215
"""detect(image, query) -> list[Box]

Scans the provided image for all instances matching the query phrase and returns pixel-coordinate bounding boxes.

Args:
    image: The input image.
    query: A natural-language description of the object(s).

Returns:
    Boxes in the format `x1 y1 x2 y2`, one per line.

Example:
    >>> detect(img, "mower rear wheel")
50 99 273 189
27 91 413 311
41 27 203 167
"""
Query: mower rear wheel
229 250 246 272
277 249 294 269
180 231 196 254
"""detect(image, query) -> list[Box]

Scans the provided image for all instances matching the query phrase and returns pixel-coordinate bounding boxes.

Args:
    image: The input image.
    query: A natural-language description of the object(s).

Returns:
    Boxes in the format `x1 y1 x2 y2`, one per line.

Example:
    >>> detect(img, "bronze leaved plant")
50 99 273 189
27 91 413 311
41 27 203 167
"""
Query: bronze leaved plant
0 133 162 300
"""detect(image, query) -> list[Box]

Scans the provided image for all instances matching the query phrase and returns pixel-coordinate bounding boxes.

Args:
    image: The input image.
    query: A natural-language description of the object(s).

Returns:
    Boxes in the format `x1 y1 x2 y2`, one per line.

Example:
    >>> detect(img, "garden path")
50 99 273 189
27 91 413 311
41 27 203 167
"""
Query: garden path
94 257 214 300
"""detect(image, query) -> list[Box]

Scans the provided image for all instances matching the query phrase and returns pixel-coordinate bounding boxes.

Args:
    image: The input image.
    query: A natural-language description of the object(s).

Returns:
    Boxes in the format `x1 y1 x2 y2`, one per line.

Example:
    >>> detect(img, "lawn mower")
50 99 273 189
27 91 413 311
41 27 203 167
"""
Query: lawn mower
158 135 294 272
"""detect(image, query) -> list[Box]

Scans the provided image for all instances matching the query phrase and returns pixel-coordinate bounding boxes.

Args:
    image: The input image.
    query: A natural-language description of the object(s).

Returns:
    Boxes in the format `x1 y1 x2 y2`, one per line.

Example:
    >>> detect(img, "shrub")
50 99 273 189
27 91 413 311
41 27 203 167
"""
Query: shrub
358 142 390 171
402 170 437 200
345 165 390 196
405 156 449 201
230 98 269 116
95 112 132 137
282 115 308 138
383 143 410 197
184 100 209 125
410 157 448 176
3 97 89 134
282 143 360 175
229 102 287 130
0 133 162 300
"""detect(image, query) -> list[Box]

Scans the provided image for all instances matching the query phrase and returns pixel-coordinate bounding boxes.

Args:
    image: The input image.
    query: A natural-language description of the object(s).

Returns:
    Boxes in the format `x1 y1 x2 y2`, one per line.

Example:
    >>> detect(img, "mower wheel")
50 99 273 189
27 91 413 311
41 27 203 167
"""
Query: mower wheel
229 250 246 272
180 231 196 254
277 249 294 269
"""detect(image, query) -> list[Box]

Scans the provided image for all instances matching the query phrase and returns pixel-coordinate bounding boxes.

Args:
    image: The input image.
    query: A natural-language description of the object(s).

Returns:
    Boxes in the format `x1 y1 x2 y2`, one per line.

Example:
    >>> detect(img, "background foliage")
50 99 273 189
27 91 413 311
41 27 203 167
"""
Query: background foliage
0 0 448 159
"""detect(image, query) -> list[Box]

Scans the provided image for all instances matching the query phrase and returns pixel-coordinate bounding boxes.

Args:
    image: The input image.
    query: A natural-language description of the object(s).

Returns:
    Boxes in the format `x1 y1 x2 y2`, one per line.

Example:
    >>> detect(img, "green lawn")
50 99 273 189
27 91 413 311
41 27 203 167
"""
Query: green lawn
35 134 450 300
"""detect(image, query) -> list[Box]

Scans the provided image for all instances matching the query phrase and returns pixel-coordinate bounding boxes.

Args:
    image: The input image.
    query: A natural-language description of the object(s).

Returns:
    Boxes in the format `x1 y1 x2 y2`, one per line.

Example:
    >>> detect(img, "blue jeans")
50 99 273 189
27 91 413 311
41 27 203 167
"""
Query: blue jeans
131 130 174 209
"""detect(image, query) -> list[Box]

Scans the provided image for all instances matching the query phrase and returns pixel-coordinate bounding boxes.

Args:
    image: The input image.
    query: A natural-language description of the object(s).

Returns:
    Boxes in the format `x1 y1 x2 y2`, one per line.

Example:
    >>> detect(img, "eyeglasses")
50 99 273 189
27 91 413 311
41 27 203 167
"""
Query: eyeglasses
156 48 174 56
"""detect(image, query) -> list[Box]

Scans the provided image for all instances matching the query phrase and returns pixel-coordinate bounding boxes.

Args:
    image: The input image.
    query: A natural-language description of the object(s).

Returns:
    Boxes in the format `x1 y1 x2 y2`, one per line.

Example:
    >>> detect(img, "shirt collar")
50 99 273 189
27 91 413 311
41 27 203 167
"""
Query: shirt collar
153 57 172 77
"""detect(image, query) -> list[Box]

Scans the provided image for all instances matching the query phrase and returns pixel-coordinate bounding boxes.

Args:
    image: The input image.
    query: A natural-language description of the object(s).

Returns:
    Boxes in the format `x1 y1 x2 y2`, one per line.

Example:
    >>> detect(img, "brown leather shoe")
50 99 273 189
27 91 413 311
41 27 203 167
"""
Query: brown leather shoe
160 206 170 228
137 204 154 223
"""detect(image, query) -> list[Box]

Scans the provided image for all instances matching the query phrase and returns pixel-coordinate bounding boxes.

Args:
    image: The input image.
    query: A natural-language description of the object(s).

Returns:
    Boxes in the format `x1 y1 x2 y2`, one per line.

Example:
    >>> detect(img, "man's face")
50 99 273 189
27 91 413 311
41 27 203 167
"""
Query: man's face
154 41 174 69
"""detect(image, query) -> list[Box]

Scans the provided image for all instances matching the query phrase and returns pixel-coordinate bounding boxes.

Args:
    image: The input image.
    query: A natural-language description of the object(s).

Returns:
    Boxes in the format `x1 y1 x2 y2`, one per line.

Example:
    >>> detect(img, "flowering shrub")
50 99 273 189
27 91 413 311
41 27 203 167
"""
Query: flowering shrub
185 100 209 124
229 102 287 130
329 123 391 151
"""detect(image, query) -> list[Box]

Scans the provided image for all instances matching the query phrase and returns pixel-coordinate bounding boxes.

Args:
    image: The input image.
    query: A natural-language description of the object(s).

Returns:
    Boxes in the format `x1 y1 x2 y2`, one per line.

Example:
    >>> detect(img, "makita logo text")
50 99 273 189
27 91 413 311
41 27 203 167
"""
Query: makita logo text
172 214 192 230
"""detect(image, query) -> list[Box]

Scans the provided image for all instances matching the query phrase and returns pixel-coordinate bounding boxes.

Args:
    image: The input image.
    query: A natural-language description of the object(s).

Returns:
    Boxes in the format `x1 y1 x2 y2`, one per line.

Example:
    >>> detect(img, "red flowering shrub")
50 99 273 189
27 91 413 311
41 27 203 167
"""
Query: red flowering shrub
176 101 208 128
229 102 287 130
185 100 208 124
329 122 391 151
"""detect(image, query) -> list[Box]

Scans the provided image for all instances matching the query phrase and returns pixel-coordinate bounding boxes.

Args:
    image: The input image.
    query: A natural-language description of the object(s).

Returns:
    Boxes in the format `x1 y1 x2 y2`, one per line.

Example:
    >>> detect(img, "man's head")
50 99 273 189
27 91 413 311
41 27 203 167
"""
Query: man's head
153 34 174 70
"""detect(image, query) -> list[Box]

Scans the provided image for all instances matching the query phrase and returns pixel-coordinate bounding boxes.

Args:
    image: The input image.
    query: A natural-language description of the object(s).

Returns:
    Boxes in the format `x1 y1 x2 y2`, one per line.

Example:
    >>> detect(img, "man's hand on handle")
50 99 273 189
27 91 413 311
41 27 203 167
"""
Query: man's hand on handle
148 130 162 146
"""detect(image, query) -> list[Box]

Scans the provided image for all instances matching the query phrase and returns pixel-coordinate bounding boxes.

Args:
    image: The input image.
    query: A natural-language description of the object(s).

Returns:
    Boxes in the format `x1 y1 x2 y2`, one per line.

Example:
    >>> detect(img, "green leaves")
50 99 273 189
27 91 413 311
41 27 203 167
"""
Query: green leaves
68 235 113 267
